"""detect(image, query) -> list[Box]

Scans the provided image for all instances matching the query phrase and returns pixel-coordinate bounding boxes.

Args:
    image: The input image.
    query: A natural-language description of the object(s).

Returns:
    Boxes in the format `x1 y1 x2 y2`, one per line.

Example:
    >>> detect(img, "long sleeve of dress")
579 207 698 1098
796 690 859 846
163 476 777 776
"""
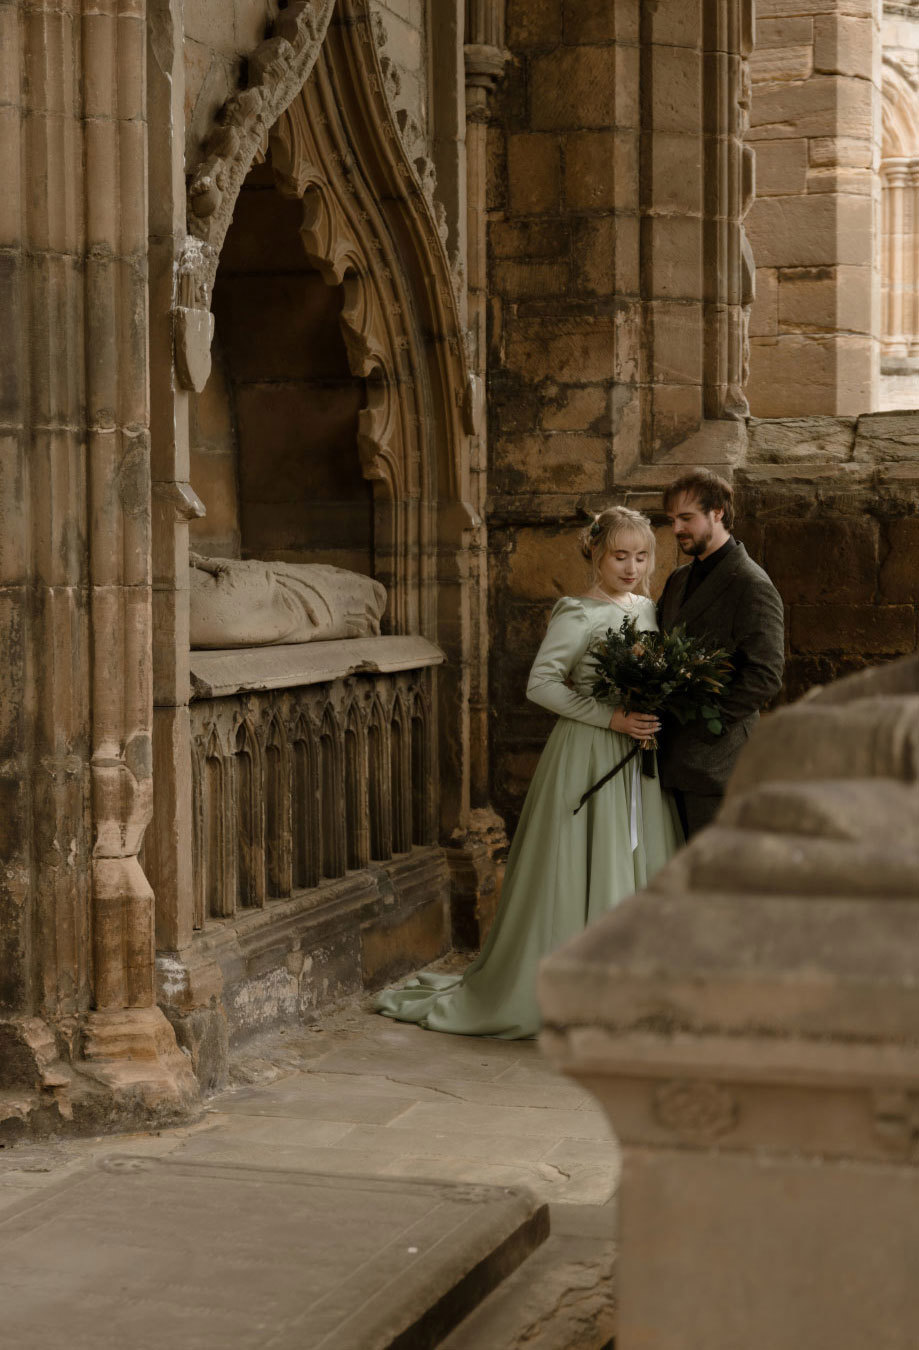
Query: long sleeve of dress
525 598 614 729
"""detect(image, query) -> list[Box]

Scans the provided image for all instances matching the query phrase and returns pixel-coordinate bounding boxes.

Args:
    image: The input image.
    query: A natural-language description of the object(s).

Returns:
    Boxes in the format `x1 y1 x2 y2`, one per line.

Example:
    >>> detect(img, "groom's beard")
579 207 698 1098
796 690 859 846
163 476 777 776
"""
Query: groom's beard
676 531 711 557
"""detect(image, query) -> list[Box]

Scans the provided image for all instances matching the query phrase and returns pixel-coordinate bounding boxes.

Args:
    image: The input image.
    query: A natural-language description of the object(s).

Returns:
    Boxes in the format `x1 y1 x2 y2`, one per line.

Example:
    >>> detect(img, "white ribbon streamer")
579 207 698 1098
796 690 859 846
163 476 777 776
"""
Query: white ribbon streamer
629 753 643 853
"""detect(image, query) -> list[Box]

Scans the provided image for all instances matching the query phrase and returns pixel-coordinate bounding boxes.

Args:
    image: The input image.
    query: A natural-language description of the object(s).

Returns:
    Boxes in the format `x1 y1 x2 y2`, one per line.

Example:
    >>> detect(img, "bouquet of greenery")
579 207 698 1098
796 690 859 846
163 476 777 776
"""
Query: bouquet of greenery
573 616 733 814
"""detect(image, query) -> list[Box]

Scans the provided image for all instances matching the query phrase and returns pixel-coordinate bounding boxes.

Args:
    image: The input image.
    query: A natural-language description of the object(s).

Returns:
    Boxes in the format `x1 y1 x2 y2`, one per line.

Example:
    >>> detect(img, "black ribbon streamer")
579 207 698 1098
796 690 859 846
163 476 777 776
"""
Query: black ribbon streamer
573 742 634 815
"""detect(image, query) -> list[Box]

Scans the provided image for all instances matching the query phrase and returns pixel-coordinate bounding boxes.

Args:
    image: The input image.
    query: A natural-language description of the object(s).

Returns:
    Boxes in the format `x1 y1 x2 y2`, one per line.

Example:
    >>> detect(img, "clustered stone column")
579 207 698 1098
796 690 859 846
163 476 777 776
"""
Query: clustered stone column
880 155 919 368
0 0 196 1126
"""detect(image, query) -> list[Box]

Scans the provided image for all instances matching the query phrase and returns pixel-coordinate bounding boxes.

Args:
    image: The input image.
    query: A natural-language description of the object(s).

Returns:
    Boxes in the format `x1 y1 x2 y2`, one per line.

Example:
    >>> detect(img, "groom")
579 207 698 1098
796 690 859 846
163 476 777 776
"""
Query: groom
657 468 785 838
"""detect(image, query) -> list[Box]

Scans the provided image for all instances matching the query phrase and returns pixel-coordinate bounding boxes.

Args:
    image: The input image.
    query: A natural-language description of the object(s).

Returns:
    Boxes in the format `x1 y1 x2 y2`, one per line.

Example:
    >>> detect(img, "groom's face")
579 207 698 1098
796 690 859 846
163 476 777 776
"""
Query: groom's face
667 493 723 558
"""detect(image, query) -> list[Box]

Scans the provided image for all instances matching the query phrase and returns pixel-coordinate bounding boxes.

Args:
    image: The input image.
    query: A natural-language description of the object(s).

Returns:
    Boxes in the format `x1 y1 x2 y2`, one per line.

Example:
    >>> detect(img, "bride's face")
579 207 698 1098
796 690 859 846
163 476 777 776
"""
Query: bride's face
596 531 649 596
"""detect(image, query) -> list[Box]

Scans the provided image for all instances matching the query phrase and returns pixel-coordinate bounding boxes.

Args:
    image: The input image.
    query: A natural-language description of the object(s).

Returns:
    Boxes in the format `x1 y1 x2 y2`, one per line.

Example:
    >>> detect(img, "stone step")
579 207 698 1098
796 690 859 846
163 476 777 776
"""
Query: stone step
0 1154 549 1350
439 1206 617 1350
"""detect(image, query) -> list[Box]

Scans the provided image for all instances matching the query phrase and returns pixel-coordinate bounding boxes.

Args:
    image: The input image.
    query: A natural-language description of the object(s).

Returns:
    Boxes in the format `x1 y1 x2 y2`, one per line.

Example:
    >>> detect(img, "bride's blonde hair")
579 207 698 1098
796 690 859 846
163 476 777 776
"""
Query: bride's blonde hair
579 506 656 597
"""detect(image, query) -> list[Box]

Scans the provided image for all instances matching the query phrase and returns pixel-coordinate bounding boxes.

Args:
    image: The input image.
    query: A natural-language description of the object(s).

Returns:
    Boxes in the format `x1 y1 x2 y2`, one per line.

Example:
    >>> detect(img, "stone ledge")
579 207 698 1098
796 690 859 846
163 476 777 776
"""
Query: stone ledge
189 635 444 700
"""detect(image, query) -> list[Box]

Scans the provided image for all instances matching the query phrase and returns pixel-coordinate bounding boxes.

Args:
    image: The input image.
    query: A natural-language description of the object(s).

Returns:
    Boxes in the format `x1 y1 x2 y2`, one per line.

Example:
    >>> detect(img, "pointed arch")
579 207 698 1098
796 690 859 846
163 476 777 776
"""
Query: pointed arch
234 719 265 910
264 714 292 899
367 696 391 861
290 713 320 891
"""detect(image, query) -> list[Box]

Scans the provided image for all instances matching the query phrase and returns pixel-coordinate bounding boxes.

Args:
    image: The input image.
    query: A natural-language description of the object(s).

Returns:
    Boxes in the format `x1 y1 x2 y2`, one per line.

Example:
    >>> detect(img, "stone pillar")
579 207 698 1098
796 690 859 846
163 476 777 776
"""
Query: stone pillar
540 657 919 1349
746 0 882 416
436 0 509 950
885 158 910 358
0 0 196 1130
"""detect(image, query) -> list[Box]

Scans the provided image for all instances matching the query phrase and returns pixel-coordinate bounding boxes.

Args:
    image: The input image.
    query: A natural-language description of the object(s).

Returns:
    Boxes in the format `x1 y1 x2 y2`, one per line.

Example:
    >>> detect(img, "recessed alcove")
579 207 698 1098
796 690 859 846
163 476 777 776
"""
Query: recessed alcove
189 157 373 576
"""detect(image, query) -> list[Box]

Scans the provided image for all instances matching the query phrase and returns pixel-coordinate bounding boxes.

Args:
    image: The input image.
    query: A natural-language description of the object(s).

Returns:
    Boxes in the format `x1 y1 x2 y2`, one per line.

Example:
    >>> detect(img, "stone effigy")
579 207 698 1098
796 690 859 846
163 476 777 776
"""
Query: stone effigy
539 655 919 1350
189 554 388 648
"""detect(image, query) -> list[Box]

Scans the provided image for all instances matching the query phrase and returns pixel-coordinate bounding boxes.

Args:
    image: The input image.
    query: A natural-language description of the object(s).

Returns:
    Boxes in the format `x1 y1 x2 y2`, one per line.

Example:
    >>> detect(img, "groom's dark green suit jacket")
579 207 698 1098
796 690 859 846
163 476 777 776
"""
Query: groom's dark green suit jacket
657 542 785 796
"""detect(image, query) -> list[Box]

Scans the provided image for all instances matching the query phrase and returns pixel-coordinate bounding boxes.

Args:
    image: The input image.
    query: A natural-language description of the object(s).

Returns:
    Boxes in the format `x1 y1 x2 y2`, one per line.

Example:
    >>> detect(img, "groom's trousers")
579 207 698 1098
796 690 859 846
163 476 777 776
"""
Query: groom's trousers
672 789 722 840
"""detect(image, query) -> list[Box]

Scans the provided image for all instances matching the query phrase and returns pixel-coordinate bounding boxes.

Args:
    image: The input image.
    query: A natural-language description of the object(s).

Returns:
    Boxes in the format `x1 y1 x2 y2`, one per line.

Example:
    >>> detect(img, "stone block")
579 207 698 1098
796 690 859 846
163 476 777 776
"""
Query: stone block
189 450 241 552
492 258 570 298
880 517 919 604
746 415 856 462
613 43 641 128
505 317 615 383
612 214 640 295
572 216 618 296
748 335 836 417
490 218 570 260
540 385 611 433
750 334 875 418
643 216 704 299
507 0 562 47
505 527 595 601
564 130 638 212
650 301 704 385
757 0 874 15
777 264 871 335
651 383 704 454
814 15 874 79
805 165 873 196
749 267 779 338
494 433 608 493
530 47 616 130
648 132 703 216
752 139 808 196
507 134 561 214
834 336 876 415
361 895 448 989
648 44 701 134
808 136 873 169
790 603 917 655
562 0 639 45
746 193 872 268
153 586 190 708
184 0 236 51
749 44 813 83
749 75 873 142
855 411 919 463
755 17 814 47
765 518 877 604
645 0 702 49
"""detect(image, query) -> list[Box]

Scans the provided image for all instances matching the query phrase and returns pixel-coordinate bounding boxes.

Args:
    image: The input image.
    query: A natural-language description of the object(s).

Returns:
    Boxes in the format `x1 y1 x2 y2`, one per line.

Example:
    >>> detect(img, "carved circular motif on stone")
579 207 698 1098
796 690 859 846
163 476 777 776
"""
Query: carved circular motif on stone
653 1079 739 1141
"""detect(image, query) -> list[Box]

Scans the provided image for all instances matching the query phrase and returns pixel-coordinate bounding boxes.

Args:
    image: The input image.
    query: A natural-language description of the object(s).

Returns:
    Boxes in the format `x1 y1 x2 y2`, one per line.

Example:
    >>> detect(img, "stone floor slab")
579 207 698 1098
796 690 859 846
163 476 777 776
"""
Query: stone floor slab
0 1156 549 1350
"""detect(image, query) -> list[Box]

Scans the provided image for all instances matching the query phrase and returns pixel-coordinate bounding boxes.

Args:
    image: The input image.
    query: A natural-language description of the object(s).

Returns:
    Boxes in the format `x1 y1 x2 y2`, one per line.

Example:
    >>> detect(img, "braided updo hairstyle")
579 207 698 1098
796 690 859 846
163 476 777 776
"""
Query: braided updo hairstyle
578 506 656 596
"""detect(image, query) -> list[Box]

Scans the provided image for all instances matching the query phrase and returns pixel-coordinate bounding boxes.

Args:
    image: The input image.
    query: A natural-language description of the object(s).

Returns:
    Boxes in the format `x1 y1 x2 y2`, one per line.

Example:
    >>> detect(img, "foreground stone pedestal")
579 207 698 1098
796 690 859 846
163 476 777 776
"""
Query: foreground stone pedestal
540 656 919 1350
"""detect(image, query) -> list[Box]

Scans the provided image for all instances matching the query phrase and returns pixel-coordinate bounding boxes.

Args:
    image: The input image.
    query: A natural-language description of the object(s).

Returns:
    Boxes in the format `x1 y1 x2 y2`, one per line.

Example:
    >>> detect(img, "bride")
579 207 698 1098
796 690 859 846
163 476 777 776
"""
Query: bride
375 506 684 1038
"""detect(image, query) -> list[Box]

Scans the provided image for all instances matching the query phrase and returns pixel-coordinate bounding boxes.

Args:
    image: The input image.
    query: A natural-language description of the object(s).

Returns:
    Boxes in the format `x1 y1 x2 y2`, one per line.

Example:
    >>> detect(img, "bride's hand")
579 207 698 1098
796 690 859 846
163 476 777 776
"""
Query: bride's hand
609 708 661 740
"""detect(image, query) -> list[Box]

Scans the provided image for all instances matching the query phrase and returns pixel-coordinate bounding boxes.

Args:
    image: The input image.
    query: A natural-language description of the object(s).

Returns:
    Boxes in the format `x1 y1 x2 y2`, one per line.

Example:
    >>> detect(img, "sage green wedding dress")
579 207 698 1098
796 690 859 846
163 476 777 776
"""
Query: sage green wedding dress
375 595 683 1038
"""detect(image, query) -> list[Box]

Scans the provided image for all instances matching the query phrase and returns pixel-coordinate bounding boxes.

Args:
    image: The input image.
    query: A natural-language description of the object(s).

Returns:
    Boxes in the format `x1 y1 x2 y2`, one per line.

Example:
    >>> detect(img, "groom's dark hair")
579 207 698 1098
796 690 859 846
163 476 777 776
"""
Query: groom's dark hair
662 468 734 531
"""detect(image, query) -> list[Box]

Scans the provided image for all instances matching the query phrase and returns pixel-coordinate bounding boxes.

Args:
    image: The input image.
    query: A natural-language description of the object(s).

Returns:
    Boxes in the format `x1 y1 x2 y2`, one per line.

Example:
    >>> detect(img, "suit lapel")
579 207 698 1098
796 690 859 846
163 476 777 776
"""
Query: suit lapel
673 543 749 629
662 567 690 630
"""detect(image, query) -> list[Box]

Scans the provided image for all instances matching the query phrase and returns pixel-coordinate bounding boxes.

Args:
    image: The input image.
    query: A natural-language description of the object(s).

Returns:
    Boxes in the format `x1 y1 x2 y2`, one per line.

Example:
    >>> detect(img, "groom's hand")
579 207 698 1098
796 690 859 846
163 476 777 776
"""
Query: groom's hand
610 709 661 740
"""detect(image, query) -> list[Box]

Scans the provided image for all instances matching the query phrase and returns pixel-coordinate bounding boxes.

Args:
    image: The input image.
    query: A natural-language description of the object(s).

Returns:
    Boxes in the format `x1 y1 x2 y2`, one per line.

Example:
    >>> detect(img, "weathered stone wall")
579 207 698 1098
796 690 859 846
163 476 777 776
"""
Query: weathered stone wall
738 412 919 700
486 0 754 826
486 1 639 823
746 0 881 416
